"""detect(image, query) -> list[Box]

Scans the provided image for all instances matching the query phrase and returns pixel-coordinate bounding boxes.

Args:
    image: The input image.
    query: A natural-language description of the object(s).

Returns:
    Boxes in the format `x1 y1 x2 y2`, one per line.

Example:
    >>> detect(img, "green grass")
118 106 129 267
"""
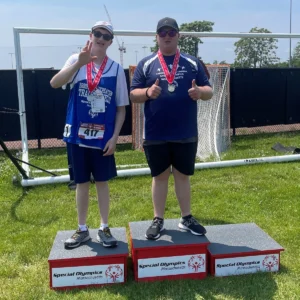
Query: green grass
0 132 300 300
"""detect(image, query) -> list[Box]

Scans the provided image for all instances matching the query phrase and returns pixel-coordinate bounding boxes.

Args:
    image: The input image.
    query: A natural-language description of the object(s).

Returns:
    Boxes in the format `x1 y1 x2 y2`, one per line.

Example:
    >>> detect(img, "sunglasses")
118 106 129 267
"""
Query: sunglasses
158 29 178 38
93 31 113 41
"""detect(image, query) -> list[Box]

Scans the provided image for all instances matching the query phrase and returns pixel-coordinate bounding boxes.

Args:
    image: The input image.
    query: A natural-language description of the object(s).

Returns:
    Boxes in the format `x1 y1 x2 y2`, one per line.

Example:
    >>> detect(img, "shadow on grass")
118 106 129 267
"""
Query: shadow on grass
10 189 59 226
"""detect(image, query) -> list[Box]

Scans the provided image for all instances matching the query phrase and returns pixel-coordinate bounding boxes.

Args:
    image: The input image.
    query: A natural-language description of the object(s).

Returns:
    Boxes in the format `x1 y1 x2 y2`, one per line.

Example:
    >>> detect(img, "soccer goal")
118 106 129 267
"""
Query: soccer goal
12 27 300 186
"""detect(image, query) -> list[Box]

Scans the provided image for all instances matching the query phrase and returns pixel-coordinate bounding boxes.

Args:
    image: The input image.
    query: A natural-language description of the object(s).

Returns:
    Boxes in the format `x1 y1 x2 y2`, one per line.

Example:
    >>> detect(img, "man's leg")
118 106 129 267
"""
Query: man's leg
143 142 171 240
171 142 207 236
64 182 91 249
64 144 91 248
95 180 118 247
152 167 171 218
76 181 90 224
95 181 109 224
172 167 191 217
173 167 206 235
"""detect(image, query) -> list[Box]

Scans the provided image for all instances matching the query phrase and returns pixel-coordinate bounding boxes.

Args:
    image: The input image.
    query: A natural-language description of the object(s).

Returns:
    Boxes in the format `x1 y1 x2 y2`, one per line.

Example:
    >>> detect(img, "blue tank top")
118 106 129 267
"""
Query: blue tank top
63 59 119 149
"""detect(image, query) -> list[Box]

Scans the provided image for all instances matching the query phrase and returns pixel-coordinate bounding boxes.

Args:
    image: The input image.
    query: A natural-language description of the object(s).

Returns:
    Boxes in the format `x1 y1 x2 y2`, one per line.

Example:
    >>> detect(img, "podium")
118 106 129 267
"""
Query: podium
129 219 210 282
206 223 284 277
48 228 128 290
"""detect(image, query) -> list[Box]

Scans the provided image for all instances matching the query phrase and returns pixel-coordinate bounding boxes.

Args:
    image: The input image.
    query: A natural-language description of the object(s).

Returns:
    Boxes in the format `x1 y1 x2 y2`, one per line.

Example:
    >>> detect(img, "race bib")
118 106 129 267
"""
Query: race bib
87 91 105 113
78 123 105 140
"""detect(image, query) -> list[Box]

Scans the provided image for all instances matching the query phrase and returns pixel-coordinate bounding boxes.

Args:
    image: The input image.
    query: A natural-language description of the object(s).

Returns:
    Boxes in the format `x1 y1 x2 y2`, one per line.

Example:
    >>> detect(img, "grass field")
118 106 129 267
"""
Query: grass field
0 132 299 300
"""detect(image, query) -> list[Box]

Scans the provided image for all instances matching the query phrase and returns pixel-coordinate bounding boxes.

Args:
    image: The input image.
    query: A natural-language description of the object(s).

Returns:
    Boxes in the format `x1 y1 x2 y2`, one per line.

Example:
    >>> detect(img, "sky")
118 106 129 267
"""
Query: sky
0 0 300 70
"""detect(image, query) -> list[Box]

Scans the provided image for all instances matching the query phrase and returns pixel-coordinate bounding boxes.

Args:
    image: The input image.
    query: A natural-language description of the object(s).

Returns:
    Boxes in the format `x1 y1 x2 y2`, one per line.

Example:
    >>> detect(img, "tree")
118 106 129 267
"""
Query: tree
233 27 279 68
151 20 214 56
292 42 300 67
212 60 228 65
272 61 289 68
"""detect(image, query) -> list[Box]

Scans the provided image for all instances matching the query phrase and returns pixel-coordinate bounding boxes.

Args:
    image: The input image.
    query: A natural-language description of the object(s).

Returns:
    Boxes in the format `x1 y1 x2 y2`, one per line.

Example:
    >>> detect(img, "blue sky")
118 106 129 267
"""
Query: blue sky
0 0 300 69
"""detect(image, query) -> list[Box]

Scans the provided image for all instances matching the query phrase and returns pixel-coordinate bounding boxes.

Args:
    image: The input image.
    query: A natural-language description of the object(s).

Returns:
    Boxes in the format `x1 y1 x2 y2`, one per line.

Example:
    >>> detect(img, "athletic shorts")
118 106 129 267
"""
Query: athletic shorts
143 141 198 177
68 143 117 184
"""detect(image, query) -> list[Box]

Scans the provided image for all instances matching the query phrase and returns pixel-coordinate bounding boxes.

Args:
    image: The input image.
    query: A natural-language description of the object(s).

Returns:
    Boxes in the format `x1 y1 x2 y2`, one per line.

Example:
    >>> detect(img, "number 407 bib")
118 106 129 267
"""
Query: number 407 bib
78 123 105 140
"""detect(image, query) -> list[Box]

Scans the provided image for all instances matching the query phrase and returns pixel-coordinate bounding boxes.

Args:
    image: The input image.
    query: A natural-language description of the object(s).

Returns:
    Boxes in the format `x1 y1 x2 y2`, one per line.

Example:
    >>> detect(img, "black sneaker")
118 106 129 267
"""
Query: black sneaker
145 217 164 240
178 215 207 236
97 227 118 248
64 228 90 249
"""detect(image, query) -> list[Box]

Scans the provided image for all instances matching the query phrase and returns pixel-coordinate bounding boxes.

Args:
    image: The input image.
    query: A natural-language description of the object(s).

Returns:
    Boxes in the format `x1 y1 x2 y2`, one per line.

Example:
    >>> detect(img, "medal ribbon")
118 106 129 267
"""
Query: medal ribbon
157 49 180 84
86 56 108 93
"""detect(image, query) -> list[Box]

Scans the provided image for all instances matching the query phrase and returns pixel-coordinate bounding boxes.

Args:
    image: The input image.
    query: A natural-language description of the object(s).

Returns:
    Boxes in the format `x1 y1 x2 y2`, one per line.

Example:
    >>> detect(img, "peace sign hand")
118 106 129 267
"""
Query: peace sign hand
77 41 98 67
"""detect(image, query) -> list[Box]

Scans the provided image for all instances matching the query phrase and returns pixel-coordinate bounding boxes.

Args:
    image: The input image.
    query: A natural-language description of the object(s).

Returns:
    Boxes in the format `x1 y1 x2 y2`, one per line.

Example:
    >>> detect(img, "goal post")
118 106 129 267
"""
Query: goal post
12 27 300 186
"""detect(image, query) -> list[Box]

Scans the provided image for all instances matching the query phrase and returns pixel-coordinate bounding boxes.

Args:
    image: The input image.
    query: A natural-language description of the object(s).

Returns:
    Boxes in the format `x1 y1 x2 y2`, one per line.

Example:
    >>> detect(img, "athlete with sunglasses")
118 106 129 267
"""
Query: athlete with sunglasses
50 21 129 249
130 17 213 240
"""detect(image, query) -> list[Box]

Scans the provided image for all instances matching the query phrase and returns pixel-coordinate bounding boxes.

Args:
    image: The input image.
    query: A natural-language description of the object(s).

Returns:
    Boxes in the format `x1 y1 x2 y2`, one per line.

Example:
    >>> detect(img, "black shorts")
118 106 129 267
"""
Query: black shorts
143 142 198 177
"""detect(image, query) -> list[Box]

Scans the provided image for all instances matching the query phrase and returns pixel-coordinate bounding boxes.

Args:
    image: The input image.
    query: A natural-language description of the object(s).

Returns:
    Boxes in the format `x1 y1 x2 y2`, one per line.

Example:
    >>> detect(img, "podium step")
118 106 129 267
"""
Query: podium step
206 223 284 277
129 219 209 282
48 228 128 290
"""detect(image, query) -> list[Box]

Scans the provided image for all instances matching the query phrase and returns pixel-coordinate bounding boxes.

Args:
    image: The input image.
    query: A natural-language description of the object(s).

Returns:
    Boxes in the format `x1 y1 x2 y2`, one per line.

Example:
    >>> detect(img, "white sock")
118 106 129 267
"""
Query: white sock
78 224 88 231
100 223 108 230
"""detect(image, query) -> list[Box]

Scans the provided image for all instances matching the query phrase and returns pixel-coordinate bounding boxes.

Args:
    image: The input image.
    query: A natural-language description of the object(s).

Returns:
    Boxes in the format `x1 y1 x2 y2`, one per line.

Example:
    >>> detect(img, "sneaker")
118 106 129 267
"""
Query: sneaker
178 215 207 236
97 227 118 248
64 228 91 249
145 217 164 240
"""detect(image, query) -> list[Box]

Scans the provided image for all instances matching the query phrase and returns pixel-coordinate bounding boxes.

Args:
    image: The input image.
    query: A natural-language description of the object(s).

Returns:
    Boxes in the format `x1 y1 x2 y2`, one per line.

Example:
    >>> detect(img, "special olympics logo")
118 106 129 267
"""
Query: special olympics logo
188 255 205 272
105 265 123 282
262 255 279 271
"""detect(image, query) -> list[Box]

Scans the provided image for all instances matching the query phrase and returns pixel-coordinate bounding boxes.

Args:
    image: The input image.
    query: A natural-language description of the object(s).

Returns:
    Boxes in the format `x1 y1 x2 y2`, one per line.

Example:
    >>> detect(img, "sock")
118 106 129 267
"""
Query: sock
100 223 108 230
78 224 88 231
182 214 192 219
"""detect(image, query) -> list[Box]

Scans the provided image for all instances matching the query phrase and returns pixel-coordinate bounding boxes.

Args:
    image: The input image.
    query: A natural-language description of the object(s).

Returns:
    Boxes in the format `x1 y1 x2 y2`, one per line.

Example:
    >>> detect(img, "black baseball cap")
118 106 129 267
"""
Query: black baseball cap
156 17 179 33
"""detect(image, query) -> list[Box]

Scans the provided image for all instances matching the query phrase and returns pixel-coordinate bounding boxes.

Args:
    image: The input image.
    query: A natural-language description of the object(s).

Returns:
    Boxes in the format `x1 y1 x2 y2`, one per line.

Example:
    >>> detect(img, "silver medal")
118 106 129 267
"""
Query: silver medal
168 84 175 92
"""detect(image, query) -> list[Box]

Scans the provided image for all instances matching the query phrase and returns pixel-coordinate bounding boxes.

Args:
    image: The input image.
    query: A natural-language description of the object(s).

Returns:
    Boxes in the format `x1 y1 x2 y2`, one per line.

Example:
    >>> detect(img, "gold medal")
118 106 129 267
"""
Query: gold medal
168 84 175 92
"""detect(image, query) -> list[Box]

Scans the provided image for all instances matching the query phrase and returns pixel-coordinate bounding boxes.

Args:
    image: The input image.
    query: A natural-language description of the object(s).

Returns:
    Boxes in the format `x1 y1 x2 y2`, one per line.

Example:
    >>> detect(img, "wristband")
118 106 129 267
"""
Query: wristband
145 88 151 99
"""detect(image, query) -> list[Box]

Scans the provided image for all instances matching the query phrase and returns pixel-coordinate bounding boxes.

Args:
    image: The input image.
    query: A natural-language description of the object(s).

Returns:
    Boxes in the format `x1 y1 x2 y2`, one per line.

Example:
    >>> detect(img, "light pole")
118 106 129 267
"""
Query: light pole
142 45 147 57
135 50 138 64
289 0 292 67
8 52 14 69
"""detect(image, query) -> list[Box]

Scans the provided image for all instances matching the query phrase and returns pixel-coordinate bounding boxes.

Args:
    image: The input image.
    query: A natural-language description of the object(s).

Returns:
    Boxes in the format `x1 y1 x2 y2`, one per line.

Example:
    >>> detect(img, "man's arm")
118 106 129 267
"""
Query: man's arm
50 61 83 89
112 106 126 140
130 88 150 103
130 78 161 103
193 59 213 101
198 85 213 101
103 106 126 156
50 41 97 89
188 79 213 101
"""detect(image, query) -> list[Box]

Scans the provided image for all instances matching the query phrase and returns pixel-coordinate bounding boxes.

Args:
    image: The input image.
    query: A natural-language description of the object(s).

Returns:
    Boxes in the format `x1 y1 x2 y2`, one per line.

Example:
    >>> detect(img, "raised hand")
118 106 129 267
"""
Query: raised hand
77 41 98 67
188 79 202 101
147 78 162 99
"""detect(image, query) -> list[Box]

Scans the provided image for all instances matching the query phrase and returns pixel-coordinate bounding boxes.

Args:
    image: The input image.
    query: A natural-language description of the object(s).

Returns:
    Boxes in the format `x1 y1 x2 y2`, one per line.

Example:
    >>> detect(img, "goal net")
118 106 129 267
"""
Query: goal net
131 65 231 161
